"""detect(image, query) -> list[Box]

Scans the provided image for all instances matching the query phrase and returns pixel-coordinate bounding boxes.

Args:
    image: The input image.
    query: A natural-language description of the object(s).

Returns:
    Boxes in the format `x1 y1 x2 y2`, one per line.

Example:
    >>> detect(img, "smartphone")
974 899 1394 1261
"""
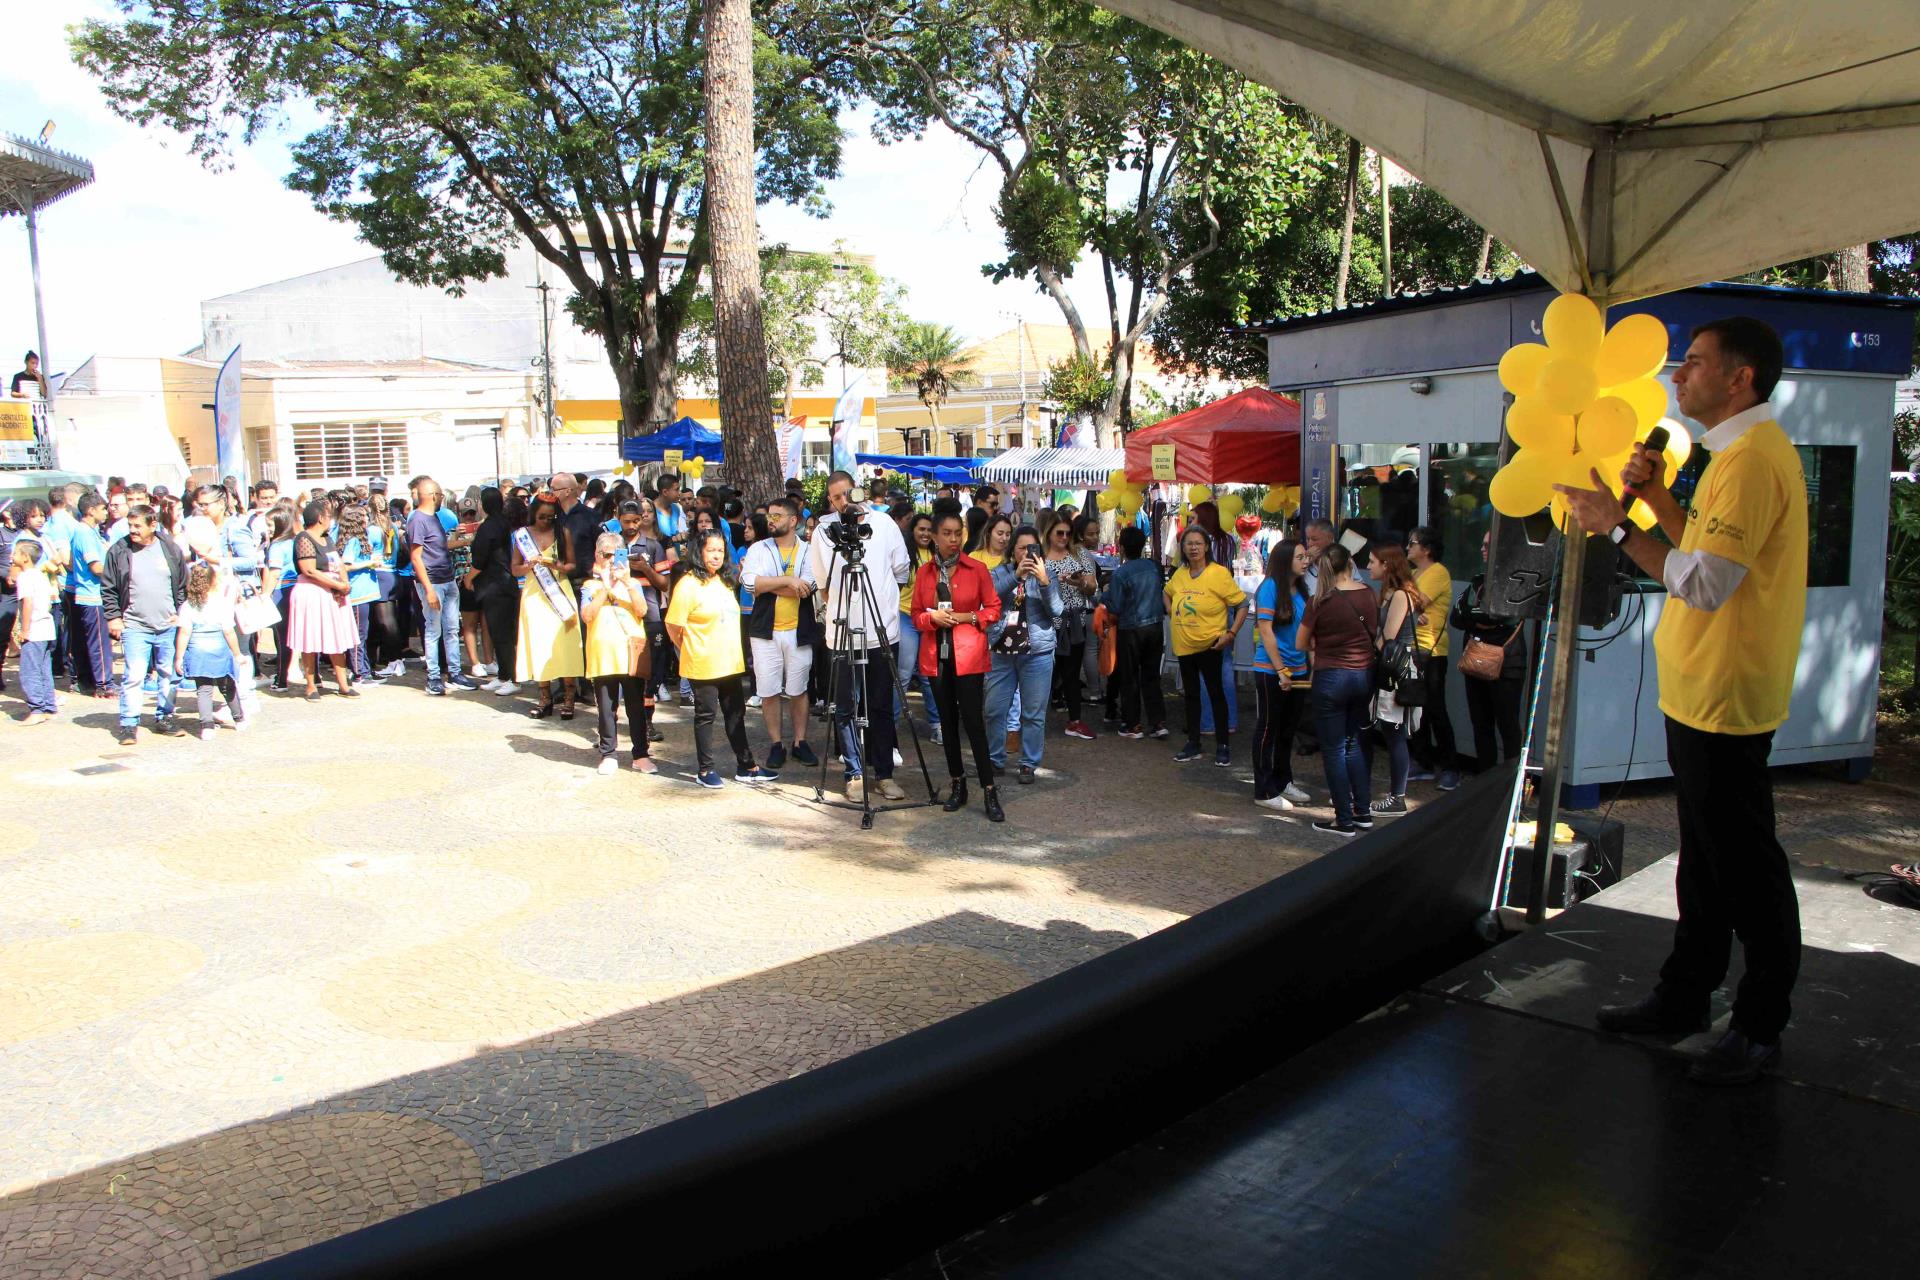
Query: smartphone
612 546 630 566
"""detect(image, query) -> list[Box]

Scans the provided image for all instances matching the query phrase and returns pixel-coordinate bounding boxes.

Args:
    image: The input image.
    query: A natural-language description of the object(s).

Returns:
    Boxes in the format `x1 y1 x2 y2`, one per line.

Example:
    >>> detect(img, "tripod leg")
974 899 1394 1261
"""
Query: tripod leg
854 560 940 802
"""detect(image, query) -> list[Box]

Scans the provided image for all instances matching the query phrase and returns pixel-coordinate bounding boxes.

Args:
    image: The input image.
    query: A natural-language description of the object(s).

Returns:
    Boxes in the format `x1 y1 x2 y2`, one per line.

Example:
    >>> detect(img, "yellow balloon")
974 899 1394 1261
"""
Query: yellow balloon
1608 376 1669 432
1634 417 1693 475
1119 493 1142 517
1108 468 1130 489
1595 312 1670 386
1549 491 1573 531
1628 500 1660 531
1497 342 1552 397
1259 487 1285 513
1542 293 1604 359
1187 484 1212 505
1535 447 1599 490
1537 358 1599 416
1217 493 1245 522
1096 489 1117 511
1488 451 1555 517
1576 396 1636 458
1505 396 1576 453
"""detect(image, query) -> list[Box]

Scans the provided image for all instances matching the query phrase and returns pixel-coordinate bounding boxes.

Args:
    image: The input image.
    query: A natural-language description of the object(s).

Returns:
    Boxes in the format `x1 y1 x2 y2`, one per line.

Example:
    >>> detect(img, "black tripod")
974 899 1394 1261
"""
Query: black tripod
813 532 939 828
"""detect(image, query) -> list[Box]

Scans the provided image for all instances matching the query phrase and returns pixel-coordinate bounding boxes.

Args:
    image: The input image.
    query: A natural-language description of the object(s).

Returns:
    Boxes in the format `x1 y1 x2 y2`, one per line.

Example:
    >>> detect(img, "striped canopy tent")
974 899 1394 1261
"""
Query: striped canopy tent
976 447 1129 489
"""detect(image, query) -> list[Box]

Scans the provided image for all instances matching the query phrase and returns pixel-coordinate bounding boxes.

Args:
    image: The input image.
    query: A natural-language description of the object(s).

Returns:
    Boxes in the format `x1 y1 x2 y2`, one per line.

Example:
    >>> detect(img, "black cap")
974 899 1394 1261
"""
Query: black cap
369 477 388 492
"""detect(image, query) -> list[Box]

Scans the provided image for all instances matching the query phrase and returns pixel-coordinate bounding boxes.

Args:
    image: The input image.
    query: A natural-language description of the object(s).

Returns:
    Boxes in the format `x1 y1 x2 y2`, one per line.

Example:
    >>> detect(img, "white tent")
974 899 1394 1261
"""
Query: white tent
1101 0 1920 304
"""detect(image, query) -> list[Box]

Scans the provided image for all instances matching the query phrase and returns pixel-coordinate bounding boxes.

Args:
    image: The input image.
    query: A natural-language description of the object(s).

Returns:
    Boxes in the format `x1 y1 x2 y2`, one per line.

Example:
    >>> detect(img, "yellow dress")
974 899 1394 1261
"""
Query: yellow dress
583 578 648 679
516 538 585 682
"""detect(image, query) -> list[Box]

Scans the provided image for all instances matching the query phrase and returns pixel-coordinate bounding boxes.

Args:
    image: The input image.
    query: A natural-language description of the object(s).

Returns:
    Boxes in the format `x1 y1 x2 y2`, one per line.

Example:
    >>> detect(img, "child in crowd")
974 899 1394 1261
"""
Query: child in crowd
175 562 249 739
580 532 655 775
11 538 57 723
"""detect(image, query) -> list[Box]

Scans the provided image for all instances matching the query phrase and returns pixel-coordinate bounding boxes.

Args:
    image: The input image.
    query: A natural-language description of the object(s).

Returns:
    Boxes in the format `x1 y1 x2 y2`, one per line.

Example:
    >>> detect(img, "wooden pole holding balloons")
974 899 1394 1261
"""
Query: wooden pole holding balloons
1491 292 1678 925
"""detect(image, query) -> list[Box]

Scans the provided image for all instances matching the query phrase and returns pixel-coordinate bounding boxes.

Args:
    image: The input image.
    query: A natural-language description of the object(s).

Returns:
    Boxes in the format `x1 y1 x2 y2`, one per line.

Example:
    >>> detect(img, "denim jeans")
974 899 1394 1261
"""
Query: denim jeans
19 639 56 714
1197 646 1239 735
985 649 1056 770
1312 666 1373 826
353 603 374 680
1363 717 1411 798
895 613 941 730
118 623 178 726
415 579 462 681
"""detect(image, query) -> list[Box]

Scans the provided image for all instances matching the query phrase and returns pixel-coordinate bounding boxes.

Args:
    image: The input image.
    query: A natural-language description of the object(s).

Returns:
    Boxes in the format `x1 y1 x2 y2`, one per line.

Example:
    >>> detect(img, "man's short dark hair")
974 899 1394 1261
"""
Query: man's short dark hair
827 469 855 489
1691 316 1784 400
127 503 155 524
973 484 999 503
769 495 801 519
16 539 41 565
1118 526 1146 559
77 492 105 519
658 471 683 491
252 481 277 499
46 486 65 508
573 472 588 485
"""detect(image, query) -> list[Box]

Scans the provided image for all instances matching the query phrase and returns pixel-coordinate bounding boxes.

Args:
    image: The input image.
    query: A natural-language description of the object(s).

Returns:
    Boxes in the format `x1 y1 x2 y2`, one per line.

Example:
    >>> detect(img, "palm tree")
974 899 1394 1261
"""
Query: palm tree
887 321 976 455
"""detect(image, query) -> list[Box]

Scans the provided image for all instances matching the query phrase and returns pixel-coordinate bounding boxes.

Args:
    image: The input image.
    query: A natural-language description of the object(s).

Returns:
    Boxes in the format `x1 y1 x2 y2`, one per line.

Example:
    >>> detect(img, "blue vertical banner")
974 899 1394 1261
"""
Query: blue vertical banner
1302 386 1337 524
214 343 246 488
830 375 865 475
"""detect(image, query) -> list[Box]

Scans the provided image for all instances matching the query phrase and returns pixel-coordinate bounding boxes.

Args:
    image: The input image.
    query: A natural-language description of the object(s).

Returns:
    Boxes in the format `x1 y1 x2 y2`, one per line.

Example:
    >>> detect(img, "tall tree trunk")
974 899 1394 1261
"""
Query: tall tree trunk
1473 230 1493 281
1334 137 1359 310
702 0 781 500
1378 150 1393 299
1835 243 1872 293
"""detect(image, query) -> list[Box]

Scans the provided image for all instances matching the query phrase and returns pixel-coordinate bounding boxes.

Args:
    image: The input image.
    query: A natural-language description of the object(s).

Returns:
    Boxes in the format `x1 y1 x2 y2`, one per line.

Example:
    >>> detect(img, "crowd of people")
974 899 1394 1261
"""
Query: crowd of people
0 468 1526 832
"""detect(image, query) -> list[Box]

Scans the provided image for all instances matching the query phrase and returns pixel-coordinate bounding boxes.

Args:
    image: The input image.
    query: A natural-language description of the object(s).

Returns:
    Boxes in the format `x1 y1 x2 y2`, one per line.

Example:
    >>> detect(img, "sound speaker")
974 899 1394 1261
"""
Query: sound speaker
1483 408 1624 627
1503 815 1626 910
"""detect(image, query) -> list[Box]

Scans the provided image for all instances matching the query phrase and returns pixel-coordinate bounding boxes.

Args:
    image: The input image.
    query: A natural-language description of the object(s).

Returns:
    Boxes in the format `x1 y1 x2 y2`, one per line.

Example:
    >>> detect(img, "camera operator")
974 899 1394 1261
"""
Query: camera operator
807 470 912 803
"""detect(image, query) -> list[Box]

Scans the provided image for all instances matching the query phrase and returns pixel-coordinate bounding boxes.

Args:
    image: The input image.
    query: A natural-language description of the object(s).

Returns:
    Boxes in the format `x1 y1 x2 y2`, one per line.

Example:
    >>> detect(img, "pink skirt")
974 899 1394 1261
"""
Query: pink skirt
288 580 358 655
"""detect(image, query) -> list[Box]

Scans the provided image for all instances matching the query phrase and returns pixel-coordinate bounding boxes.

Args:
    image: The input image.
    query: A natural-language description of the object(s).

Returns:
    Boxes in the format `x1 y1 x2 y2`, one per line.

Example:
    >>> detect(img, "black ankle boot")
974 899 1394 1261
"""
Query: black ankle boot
943 778 969 812
983 785 1005 823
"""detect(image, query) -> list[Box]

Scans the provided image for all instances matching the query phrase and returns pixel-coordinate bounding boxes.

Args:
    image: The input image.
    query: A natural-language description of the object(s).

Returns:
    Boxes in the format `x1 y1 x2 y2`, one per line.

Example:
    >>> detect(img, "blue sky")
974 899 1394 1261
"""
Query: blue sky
2 4 1113 375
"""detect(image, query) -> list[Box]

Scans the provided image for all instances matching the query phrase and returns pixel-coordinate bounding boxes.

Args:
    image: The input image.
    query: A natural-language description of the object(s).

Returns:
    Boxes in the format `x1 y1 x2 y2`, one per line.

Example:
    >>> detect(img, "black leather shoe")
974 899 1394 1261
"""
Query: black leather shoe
983 786 1005 823
1595 992 1709 1036
942 779 968 813
1688 1028 1780 1085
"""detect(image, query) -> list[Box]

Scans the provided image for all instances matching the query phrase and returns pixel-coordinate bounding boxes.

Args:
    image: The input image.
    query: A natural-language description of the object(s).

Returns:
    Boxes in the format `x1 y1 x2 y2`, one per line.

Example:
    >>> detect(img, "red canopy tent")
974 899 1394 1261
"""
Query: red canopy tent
1124 387 1300 485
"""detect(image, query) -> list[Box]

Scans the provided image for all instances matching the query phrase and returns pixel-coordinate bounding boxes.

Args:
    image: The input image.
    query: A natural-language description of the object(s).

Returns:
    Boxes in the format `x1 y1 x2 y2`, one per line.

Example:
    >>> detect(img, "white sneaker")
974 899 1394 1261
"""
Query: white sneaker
492 681 520 696
470 663 489 679
1282 783 1312 804
380 661 406 678
481 678 504 693
747 694 763 709
213 708 237 728
596 756 618 776
200 727 217 742
892 748 903 767
1255 794 1295 811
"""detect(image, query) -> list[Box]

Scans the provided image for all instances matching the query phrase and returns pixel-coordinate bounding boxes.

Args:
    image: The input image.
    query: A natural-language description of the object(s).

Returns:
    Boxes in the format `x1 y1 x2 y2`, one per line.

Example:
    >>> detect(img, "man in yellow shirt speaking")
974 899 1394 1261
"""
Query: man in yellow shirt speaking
1557 316 1806 1086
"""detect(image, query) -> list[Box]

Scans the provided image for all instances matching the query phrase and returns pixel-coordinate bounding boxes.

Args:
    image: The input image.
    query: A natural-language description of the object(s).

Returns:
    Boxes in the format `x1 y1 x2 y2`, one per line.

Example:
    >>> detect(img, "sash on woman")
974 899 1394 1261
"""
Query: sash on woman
512 527 578 620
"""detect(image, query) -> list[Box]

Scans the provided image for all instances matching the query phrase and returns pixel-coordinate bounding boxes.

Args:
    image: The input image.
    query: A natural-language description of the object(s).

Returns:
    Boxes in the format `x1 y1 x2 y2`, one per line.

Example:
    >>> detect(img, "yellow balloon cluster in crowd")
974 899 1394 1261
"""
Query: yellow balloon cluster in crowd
1493 296 1686 530
615 461 637 477
683 455 708 481
1097 468 1146 518
1259 484 1301 515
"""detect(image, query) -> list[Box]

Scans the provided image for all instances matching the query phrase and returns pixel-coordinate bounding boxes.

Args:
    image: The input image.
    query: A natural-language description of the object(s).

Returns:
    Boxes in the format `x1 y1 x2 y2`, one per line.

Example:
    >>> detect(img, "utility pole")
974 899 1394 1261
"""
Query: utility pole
533 280 556 474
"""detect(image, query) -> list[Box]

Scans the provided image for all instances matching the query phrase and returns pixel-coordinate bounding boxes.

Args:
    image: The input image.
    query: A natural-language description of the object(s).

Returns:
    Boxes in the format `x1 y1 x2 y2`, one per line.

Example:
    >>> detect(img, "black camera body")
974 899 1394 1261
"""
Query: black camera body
825 508 873 561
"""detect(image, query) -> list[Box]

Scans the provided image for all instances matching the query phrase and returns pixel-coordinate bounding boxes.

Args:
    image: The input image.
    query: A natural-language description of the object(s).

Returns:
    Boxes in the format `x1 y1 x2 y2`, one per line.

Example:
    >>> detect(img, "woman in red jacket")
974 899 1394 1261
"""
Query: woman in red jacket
913 497 1005 822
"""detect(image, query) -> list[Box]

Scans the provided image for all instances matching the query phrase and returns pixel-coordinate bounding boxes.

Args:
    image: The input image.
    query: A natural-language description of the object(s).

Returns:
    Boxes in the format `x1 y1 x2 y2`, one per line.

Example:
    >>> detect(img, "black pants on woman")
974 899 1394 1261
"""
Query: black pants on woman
1463 673 1524 772
1178 647 1230 750
269 586 294 688
593 674 651 759
1116 625 1166 732
1252 672 1310 799
1056 639 1086 721
478 582 518 685
691 675 754 776
1411 656 1459 774
931 654 993 787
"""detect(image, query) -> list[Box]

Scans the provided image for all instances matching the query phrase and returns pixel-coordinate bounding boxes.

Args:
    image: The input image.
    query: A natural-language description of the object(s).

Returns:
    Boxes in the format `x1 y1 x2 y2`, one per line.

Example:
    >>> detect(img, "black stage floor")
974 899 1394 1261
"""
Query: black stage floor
900 856 1920 1279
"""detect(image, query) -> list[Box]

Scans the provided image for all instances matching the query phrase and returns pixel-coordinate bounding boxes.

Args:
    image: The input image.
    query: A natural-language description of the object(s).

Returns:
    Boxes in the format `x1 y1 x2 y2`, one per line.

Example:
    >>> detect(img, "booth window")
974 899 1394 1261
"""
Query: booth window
1428 442 1500 580
1341 442 1423 539
1797 445 1854 588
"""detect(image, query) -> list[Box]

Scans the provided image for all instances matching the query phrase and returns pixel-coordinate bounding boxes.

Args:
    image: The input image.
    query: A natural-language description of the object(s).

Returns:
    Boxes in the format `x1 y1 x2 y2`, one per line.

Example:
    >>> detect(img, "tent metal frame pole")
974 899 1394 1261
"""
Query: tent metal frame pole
19 185 58 463
1525 142 1614 925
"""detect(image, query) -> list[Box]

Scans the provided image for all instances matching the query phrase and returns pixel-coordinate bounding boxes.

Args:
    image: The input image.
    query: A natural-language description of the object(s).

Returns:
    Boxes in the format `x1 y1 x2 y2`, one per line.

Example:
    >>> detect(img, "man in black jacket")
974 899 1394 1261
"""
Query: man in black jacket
100 505 189 743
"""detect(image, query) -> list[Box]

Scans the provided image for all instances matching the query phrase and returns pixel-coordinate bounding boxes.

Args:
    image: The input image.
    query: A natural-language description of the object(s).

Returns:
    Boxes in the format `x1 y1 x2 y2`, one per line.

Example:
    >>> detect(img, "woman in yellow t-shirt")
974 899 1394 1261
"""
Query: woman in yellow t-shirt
1163 525 1247 765
967 512 1013 574
666 529 771 788
1407 526 1461 790
580 532 654 776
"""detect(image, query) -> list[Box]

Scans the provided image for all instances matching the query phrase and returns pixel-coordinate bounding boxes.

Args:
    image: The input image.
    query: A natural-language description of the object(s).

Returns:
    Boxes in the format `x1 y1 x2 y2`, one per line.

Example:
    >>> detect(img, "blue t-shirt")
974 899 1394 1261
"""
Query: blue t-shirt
1252 579 1309 677
342 535 383 605
42 509 80 591
267 539 297 589
407 509 454 584
67 522 108 607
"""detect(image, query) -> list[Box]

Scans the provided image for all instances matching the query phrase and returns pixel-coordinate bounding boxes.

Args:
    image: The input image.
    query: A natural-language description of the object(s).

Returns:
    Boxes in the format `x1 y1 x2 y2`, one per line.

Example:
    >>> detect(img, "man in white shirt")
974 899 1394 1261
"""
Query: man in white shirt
808 471 911 802
742 496 819 770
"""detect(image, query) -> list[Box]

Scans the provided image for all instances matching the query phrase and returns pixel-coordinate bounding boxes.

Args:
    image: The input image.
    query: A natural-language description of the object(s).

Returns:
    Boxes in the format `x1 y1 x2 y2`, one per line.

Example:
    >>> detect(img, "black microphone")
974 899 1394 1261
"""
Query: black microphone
1620 425 1670 518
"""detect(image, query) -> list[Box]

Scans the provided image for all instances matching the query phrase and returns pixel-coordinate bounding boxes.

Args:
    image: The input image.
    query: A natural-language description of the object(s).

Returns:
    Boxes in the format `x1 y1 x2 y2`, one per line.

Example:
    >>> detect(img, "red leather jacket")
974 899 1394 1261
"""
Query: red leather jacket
911 555 1003 677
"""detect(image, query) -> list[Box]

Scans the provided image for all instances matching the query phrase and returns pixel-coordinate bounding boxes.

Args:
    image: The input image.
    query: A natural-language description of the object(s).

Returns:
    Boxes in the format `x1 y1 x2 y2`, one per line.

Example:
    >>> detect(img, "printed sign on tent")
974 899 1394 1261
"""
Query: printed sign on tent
1151 443 1177 482
662 448 684 469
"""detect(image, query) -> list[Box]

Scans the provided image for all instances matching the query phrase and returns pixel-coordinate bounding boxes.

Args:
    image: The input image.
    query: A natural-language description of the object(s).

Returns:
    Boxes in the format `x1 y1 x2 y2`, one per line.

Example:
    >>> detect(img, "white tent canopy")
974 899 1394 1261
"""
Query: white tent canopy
1101 0 1920 303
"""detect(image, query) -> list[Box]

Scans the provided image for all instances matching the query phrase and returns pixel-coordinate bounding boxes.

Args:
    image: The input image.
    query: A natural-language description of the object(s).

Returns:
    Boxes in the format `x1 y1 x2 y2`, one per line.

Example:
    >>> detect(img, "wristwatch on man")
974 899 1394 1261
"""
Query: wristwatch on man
1608 520 1631 546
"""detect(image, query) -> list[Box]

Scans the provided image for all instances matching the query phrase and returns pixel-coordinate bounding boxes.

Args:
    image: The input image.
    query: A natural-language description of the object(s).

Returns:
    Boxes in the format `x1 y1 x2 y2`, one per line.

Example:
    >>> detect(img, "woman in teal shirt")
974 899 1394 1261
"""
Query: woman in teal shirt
1251 538 1313 810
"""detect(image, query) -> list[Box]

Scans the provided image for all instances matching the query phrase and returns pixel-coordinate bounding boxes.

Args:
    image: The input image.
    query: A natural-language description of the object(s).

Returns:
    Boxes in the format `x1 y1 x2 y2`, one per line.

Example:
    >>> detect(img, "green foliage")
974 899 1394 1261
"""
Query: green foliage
681 245 908 406
71 0 862 426
798 469 830 511
1042 352 1112 417
1896 407 1919 470
1889 480 1920 633
886 321 976 423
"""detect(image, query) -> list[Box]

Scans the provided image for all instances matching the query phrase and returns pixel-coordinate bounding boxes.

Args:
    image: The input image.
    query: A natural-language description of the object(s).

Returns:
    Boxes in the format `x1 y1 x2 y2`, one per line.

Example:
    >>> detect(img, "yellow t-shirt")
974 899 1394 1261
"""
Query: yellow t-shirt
1653 419 1807 735
666 573 745 680
1414 562 1452 658
973 551 1004 574
1164 563 1246 657
769 542 802 631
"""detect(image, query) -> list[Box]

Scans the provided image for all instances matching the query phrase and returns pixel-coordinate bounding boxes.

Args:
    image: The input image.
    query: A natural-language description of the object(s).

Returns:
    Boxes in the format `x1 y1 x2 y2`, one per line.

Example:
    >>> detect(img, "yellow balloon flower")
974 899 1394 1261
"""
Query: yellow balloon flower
1536 357 1599 416
1497 342 1552 397
1594 312 1670 387
1542 293 1604 359
1576 396 1637 458
1505 396 1576 453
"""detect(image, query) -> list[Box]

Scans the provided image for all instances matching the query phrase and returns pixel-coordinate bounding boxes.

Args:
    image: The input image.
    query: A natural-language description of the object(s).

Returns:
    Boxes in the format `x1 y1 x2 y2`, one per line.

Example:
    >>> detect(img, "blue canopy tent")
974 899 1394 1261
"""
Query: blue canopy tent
855 453 981 485
618 417 723 464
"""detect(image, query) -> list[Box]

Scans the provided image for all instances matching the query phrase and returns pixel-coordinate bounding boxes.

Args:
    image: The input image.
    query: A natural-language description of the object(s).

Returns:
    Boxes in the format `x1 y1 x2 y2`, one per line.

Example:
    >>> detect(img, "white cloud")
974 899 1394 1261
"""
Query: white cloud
3 7 1114 376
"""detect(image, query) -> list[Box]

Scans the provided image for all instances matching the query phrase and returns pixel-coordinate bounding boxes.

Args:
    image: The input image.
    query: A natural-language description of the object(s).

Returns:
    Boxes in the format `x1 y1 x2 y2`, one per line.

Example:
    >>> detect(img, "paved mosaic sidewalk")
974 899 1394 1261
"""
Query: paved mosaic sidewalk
0 672 1909 1276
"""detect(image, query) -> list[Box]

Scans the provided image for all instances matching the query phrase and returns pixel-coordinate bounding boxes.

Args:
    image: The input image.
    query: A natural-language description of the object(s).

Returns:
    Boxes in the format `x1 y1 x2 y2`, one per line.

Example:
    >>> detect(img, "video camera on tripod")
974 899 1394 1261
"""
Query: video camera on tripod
823 487 875 560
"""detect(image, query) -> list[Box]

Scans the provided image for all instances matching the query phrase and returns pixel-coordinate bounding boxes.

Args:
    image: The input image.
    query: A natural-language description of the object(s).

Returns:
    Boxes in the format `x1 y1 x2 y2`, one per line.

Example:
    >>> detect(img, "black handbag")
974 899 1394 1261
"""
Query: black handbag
992 581 1032 656
1379 590 1428 707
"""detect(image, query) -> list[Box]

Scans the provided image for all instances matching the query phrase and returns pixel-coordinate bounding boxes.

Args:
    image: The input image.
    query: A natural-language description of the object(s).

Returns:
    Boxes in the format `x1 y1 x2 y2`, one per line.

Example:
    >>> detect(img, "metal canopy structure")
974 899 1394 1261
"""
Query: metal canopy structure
1 132 95 438
1099 0 1920 305
1097 0 1920 924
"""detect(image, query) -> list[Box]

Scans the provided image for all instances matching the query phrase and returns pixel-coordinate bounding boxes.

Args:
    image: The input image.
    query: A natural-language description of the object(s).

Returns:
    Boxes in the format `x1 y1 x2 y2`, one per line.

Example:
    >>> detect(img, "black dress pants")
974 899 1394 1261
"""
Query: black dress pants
1178 647 1230 748
594 674 650 759
1252 673 1309 799
1116 625 1166 731
479 582 519 684
830 644 897 780
1654 717 1800 1044
931 653 992 787
1463 674 1524 772
691 676 753 776
1412 655 1459 772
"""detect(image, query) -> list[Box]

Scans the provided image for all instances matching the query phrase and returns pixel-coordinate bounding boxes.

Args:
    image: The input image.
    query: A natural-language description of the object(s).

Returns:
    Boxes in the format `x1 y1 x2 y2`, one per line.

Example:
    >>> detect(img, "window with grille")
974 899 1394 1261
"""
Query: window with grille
291 422 408 482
